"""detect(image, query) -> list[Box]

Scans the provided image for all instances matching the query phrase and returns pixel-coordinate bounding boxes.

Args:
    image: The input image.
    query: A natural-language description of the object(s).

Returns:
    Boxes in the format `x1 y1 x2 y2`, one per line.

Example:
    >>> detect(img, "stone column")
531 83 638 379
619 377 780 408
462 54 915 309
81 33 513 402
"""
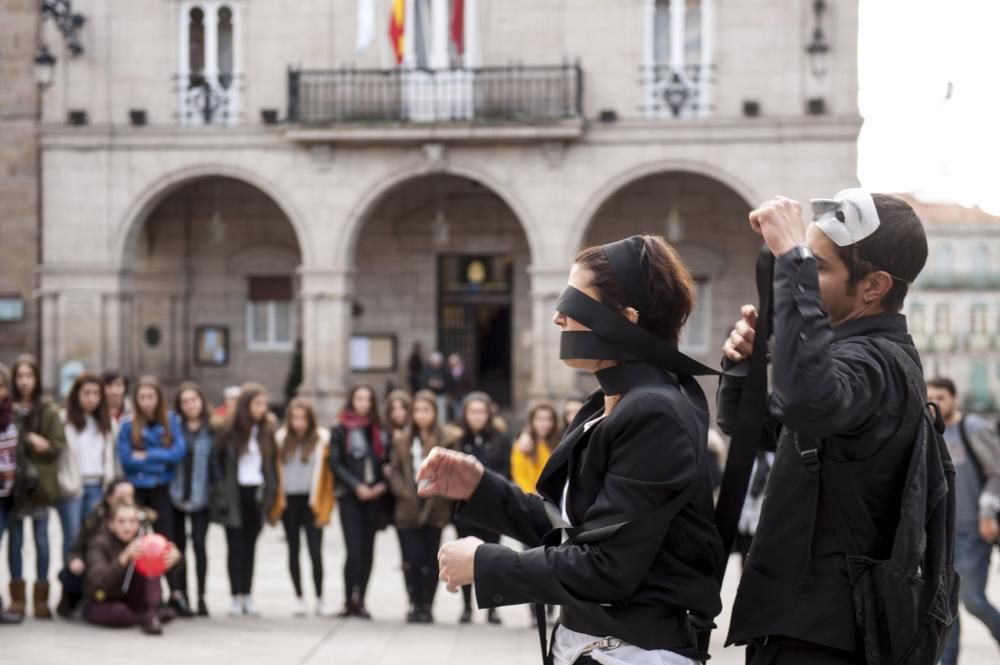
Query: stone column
298 267 355 422
527 265 577 403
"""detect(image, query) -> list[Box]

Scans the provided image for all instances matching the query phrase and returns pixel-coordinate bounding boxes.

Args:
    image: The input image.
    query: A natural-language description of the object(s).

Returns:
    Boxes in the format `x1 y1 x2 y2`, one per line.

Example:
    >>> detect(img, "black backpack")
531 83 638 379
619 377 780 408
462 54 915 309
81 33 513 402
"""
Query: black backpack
815 339 960 665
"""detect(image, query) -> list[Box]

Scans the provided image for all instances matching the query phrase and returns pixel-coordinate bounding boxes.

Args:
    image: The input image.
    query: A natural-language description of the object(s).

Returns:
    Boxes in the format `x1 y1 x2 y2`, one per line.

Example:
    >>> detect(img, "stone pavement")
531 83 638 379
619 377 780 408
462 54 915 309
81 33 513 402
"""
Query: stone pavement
1 515 998 665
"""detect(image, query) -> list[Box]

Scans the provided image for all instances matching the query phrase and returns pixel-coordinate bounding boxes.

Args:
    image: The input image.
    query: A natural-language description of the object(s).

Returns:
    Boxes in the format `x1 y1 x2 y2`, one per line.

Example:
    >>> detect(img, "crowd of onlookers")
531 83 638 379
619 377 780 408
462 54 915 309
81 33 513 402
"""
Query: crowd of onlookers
0 350 585 636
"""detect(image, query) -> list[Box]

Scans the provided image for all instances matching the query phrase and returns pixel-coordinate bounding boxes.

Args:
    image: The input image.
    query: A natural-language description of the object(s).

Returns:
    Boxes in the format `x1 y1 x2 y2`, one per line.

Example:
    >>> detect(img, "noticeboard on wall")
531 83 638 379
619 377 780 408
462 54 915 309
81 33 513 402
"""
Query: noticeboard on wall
349 334 397 373
195 325 230 367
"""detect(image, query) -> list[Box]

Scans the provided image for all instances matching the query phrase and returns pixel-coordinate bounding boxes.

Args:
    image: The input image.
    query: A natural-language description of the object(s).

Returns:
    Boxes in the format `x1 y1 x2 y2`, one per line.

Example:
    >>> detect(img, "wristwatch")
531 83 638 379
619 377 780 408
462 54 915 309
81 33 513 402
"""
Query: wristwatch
785 245 814 263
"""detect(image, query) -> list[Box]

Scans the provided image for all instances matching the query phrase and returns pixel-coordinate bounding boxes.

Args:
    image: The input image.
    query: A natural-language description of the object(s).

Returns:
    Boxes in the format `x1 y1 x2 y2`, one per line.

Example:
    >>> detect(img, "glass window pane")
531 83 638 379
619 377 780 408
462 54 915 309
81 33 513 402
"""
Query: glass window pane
189 8 205 79
685 0 701 65
218 6 233 88
274 302 292 343
251 302 269 343
654 0 671 64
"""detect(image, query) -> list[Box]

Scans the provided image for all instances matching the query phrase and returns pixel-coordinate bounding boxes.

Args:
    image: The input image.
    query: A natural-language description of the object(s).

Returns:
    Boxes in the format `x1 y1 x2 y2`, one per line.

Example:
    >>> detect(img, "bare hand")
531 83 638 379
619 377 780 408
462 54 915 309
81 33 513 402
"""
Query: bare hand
722 305 759 363
355 485 375 501
516 431 534 455
980 516 1000 544
371 482 387 498
132 450 148 461
68 558 85 576
439 536 483 592
749 196 808 257
416 448 484 501
119 539 145 566
164 543 181 570
28 433 51 454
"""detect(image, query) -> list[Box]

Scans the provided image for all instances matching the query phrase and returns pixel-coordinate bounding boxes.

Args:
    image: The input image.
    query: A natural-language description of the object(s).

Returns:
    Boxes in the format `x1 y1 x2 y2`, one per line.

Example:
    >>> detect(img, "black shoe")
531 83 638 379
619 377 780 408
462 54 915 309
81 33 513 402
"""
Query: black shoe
355 605 372 620
487 609 502 625
158 606 178 624
459 607 472 624
141 614 163 636
56 594 73 619
197 597 209 617
169 594 195 618
406 608 418 623
416 607 434 624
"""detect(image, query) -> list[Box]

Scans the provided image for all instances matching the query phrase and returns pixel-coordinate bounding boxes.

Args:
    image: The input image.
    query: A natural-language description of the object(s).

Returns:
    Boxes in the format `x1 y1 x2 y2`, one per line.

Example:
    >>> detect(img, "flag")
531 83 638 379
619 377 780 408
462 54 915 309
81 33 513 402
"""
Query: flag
389 0 405 64
450 0 464 56
356 0 376 54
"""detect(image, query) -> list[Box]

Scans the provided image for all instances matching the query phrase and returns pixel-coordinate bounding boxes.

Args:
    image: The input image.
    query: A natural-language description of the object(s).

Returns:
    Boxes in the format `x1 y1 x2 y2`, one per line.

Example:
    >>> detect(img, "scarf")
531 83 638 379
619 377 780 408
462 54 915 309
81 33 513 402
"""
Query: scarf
0 397 11 429
338 410 383 459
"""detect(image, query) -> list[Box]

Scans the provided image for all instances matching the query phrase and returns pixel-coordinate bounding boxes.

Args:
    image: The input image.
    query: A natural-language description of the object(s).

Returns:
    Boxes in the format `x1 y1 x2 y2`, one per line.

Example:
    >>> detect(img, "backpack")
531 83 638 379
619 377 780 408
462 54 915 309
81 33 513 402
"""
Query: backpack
813 339 960 665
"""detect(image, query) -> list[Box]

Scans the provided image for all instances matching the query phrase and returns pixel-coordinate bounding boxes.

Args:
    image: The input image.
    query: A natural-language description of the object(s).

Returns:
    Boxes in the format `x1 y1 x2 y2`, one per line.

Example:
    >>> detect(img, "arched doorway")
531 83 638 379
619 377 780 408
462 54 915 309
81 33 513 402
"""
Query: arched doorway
124 176 303 405
350 174 532 410
580 171 758 394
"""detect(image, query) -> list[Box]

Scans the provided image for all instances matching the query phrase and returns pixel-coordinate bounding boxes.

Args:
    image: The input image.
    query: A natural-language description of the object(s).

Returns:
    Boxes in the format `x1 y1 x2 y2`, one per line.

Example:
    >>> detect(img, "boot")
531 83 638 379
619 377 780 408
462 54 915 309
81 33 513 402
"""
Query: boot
33 581 52 619
0 592 24 624
7 580 26 619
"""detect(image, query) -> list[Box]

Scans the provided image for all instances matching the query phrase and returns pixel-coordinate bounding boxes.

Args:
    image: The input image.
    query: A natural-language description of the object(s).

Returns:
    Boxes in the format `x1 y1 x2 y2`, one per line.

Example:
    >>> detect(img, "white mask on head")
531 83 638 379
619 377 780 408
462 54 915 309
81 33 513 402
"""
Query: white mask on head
810 188 881 247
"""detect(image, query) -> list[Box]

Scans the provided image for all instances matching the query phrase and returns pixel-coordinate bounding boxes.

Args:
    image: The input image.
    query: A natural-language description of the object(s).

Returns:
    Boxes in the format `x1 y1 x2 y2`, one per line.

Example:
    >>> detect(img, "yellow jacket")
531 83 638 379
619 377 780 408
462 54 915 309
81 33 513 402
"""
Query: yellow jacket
510 438 553 495
273 426 336 526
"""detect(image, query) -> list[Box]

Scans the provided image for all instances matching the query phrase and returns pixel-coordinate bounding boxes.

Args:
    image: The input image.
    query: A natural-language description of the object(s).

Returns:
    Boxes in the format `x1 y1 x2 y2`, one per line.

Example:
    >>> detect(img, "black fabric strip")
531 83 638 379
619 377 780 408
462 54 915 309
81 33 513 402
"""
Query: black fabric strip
593 362 673 396
602 236 655 315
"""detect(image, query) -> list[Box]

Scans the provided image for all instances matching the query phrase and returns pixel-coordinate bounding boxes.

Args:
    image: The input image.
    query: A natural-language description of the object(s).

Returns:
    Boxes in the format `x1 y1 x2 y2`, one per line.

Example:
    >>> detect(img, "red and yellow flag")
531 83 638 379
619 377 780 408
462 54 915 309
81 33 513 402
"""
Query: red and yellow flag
389 0 405 64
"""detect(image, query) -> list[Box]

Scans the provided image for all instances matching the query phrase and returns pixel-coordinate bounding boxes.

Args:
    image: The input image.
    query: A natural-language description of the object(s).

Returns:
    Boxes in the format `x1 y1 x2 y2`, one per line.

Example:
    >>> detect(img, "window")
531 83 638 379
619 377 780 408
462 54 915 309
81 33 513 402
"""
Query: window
908 302 925 334
934 303 950 334
973 246 990 276
933 244 953 274
971 303 988 334
645 0 711 118
178 2 240 126
679 278 710 354
246 276 294 351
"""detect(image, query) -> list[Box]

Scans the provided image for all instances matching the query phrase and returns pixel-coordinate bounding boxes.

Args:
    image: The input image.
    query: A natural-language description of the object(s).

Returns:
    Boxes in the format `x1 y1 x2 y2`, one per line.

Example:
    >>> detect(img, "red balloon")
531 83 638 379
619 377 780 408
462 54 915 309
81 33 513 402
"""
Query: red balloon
135 533 169 578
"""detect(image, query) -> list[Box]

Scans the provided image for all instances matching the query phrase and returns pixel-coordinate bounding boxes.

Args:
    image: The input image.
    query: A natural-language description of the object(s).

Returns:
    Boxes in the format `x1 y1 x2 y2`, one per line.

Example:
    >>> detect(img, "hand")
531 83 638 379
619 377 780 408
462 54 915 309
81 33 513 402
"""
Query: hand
119 538 145 566
370 482 387 498
68 558 85 576
164 543 181 570
749 196 808 257
722 305 759 363
980 516 1000 544
355 485 375 501
28 433 51 454
516 431 534 455
382 463 393 478
439 536 483 592
416 448 484 501
132 450 148 461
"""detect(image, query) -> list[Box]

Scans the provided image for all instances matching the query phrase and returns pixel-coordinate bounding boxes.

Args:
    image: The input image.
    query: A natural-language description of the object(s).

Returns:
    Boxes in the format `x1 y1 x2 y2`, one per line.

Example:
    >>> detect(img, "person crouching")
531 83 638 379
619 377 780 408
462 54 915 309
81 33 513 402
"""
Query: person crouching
83 502 180 635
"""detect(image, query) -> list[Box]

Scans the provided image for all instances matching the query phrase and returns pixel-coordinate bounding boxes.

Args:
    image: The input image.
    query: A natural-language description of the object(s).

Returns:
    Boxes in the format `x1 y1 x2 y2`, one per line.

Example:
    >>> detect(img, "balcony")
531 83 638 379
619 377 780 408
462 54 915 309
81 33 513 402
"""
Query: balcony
285 64 584 144
640 64 710 119
915 272 1000 290
176 73 242 127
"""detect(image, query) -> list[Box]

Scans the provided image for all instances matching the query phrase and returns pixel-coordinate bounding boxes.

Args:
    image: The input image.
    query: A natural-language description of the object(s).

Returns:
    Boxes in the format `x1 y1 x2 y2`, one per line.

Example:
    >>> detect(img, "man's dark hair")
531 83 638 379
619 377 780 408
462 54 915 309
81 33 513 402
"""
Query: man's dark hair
834 194 928 313
926 377 957 397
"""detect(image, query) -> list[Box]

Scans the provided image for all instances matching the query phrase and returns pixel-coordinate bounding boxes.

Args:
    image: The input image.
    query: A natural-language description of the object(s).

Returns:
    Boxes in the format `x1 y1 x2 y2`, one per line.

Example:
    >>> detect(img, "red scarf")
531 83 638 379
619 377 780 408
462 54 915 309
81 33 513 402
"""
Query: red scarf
338 410 383 458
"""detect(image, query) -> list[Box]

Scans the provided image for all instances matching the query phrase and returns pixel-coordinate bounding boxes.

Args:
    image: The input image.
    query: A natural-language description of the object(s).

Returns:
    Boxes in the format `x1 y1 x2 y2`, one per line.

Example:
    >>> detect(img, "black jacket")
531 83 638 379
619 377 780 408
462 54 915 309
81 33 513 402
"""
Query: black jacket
458 364 723 657
328 424 387 499
717 248 922 652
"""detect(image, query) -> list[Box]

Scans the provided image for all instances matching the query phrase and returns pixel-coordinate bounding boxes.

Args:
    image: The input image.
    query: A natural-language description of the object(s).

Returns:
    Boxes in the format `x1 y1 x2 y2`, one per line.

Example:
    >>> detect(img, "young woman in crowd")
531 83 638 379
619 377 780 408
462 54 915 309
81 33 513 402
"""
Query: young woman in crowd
453 391 511 625
276 398 334 616
383 389 412 446
211 383 281 617
510 402 560 497
83 502 181 635
101 370 132 435
60 374 116 560
169 382 216 617
117 375 186 601
386 390 459 624
329 384 388 619
9 355 65 620
0 364 24 624
561 396 586 432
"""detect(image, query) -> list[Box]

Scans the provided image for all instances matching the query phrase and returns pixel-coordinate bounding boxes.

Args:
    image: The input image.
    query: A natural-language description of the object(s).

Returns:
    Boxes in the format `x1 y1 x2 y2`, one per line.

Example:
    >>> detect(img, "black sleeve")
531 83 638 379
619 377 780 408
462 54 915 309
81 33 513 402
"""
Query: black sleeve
768 249 887 438
328 426 363 491
472 393 698 608
454 469 552 545
715 362 781 453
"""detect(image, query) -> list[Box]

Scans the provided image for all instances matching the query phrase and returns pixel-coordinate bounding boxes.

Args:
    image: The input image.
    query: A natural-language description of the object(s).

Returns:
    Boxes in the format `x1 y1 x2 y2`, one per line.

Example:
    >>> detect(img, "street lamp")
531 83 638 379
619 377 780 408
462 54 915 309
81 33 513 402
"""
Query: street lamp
805 0 831 79
34 45 57 90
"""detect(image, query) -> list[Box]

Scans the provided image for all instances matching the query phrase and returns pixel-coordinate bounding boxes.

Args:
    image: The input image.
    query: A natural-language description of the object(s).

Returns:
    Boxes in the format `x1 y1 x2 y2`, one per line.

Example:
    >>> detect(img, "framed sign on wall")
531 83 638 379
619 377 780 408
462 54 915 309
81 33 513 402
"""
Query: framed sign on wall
349 334 397 372
195 325 230 367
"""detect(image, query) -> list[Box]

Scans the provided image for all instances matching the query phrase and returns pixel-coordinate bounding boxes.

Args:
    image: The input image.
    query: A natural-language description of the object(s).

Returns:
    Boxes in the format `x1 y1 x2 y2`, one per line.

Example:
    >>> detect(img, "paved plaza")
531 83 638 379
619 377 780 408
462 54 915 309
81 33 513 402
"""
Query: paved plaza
2 515 998 664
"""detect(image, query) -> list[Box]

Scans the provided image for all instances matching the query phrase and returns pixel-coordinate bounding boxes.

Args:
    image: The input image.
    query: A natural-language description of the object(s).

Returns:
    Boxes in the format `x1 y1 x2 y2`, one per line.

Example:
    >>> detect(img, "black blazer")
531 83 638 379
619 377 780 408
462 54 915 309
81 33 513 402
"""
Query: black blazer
328 424 387 499
456 364 724 657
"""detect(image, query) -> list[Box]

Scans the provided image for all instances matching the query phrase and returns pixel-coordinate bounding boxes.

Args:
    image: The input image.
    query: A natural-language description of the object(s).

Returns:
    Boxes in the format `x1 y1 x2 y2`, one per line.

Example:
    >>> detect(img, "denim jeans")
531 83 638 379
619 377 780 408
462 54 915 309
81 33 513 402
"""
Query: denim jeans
81 483 104 521
9 510 50 581
940 530 1000 665
55 495 83 563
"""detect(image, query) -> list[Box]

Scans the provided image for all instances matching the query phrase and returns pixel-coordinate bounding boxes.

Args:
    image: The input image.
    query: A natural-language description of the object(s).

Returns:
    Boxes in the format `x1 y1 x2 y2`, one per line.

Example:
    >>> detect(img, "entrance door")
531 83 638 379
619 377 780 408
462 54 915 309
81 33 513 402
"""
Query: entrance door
437 255 514 406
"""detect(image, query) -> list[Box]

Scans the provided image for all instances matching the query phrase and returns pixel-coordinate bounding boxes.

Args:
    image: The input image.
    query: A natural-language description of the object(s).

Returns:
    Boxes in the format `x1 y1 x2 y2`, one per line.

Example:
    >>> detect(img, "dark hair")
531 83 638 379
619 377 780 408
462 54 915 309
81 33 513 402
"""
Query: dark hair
526 402 561 457
101 369 129 392
174 381 212 428
575 235 696 345
834 194 928 313
384 389 412 430
461 392 495 440
926 377 957 397
407 390 445 443
66 372 112 436
222 382 276 457
131 375 172 449
344 384 381 428
107 501 138 521
282 397 320 463
103 478 133 508
11 354 43 404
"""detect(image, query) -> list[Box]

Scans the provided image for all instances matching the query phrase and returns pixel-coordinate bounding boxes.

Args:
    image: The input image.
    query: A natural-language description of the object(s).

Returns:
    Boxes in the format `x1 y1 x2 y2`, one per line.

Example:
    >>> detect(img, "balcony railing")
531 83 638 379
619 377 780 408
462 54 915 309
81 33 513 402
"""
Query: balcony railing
641 64 710 118
175 73 242 126
914 272 1000 289
287 64 582 125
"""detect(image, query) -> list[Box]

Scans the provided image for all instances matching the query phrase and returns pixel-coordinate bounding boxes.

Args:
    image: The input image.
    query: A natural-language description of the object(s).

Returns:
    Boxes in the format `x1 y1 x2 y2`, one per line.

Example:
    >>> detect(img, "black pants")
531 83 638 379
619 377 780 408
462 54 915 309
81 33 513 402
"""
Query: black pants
338 493 380 604
225 486 262 596
398 527 442 610
134 485 175 594
746 639 860 665
171 507 210 599
281 494 324 598
456 526 500 611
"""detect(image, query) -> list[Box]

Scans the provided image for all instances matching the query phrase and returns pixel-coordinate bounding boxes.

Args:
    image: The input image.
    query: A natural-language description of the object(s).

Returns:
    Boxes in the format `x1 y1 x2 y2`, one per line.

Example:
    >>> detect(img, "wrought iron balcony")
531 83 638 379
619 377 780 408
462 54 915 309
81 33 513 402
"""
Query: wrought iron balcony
640 64 710 118
287 64 582 125
175 73 242 126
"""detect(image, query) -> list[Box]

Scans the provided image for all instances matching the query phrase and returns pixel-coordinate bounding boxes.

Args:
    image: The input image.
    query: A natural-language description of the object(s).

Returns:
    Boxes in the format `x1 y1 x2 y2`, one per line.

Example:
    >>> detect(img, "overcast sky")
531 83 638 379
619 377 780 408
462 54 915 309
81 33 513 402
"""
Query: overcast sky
857 0 1000 214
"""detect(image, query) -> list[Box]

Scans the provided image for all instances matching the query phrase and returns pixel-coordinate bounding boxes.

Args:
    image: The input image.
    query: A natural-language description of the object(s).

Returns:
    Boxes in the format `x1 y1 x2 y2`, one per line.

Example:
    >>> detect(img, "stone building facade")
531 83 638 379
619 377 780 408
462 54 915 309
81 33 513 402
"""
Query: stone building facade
903 197 1000 413
34 0 861 418
0 1 42 367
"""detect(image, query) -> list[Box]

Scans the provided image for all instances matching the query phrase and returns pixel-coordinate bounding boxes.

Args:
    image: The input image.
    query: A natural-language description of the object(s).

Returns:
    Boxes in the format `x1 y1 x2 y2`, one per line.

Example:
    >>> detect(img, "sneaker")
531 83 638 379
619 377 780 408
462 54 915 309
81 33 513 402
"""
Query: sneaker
293 597 307 617
316 599 334 617
228 596 243 617
243 596 260 617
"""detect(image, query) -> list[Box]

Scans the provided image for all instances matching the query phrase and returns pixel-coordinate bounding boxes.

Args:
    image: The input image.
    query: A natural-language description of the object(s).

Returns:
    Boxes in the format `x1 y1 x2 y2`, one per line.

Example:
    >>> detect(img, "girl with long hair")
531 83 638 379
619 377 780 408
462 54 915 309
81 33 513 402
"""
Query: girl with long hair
511 402 560 496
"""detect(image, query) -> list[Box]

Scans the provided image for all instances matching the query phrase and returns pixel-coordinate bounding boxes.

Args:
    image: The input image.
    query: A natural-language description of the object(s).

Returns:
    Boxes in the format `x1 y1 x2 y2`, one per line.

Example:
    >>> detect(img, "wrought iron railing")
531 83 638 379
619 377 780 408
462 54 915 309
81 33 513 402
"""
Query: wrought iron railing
287 64 582 124
640 64 710 118
175 73 242 126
